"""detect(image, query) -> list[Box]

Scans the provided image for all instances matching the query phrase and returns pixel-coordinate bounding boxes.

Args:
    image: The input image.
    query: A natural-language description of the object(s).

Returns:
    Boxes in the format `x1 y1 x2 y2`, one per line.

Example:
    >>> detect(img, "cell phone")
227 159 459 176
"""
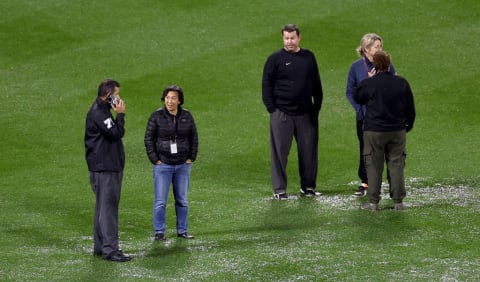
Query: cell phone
108 94 117 106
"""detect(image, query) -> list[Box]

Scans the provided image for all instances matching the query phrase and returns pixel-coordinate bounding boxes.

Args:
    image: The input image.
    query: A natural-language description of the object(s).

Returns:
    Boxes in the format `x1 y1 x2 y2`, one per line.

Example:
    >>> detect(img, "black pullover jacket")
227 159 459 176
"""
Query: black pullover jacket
84 97 125 172
354 72 416 132
262 48 323 116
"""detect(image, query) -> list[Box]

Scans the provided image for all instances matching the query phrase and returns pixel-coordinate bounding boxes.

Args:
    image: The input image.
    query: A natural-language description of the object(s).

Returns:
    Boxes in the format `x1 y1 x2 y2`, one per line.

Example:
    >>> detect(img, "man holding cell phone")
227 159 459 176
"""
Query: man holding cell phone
84 78 131 262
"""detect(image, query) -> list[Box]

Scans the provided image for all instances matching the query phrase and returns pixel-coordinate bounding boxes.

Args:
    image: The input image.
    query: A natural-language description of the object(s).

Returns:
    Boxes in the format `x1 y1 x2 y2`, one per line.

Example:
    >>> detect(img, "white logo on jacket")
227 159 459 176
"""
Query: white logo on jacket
104 118 114 129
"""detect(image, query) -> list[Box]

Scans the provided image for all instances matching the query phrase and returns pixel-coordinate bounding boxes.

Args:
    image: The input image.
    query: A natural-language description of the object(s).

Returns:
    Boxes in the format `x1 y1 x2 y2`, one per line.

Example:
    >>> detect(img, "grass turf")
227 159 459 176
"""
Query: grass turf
1 0 480 281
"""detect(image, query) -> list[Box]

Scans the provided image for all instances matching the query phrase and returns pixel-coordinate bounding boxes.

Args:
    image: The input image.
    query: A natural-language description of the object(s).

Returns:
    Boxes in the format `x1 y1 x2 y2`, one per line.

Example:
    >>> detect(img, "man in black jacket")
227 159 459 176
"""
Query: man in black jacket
262 24 323 200
354 51 416 211
84 79 131 261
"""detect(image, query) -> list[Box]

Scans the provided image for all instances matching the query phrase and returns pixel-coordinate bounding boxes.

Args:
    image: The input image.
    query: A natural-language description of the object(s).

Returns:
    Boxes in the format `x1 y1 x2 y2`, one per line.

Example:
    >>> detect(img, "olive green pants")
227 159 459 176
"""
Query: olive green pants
363 130 406 204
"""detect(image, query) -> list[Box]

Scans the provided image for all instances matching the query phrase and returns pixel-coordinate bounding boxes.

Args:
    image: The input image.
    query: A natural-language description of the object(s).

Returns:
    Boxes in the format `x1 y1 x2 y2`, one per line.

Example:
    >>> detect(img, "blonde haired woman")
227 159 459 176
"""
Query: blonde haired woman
346 33 397 197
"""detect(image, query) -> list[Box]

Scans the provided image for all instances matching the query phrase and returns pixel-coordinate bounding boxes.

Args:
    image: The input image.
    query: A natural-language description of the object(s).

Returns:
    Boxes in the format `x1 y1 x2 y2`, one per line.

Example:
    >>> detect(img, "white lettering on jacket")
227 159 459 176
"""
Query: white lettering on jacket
104 118 114 129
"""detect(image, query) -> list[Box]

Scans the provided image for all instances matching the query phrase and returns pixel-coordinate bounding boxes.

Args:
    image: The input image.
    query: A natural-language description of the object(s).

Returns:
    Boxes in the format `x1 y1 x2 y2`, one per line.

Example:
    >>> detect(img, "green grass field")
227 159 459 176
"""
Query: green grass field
1 0 480 281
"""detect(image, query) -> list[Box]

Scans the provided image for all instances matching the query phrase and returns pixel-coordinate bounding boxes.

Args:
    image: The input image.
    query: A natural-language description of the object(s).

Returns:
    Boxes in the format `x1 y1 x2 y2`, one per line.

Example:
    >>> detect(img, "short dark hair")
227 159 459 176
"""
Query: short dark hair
281 24 300 36
161 85 184 105
98 79 120 97
373 51 391 72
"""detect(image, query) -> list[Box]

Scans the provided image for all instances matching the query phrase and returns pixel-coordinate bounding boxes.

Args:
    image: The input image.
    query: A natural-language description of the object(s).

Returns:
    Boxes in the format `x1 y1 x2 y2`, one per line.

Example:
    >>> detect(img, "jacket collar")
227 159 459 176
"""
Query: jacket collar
96 97 111 110
161 106 183 117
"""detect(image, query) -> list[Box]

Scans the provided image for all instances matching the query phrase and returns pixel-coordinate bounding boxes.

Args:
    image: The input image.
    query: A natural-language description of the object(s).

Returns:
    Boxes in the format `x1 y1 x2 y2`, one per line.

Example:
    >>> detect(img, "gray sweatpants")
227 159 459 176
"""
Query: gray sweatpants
363 130 406 204
269 109 318 194
89 171 123 256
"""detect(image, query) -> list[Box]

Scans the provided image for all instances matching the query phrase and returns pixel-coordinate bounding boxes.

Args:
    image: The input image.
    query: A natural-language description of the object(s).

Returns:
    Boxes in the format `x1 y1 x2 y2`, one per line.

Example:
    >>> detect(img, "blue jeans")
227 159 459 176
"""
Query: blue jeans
153 163 191 234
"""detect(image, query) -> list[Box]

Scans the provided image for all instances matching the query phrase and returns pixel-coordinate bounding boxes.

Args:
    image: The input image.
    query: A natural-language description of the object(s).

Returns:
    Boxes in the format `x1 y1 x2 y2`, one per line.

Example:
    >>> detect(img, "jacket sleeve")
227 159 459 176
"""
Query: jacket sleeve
144 112 159 164
346 64 363 114
404 82 416 132
188 114 199 162
93 111 125 141
262 55 277 113
311 54 323 114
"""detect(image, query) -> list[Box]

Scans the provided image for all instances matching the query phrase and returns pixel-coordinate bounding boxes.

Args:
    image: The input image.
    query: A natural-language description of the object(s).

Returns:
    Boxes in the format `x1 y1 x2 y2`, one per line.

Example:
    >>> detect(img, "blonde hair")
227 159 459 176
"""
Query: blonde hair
356 33 383 57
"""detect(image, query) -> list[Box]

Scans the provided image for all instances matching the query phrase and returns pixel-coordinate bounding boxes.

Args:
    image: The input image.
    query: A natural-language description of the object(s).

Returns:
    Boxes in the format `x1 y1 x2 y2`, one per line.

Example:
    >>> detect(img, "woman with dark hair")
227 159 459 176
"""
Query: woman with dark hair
144 85 198 240
354 51 415 211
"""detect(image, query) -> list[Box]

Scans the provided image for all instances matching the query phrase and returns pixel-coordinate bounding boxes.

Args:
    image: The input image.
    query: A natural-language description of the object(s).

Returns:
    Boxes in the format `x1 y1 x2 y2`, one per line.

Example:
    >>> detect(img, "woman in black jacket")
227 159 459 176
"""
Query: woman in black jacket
144 85 198 240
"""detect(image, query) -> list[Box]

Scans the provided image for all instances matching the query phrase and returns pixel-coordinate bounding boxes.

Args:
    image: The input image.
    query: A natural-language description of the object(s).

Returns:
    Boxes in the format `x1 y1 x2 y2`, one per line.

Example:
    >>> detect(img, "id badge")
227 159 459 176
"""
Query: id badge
170 142 178 154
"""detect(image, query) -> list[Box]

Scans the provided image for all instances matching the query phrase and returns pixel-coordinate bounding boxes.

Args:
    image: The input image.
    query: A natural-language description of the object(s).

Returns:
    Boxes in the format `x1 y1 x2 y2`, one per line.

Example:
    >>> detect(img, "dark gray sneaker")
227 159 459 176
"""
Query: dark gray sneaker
273 193 289 200
361 203 378 211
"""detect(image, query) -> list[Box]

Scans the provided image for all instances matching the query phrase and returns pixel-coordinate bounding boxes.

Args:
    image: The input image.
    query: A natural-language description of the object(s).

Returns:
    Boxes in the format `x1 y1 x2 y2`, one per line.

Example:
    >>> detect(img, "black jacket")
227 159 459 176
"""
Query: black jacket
144 107 198 165
354 72 416 132
84 97 125 172
262 48 323 115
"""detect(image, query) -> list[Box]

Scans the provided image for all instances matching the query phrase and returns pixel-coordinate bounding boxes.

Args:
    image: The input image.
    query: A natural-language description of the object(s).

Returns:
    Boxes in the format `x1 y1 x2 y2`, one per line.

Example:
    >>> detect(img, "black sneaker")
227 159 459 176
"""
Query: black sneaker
273 193 288 200
300 188 316 197
177 232 194 239
353 186 367 197
155 233 166 241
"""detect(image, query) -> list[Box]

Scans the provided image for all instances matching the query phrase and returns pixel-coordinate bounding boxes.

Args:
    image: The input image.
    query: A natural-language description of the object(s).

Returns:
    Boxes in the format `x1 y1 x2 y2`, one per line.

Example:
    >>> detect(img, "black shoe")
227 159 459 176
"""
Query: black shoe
177 232 194 239
155 233 166 241
273 193 288 200
300 188 316 197
93 251 102 257
104 250 131 262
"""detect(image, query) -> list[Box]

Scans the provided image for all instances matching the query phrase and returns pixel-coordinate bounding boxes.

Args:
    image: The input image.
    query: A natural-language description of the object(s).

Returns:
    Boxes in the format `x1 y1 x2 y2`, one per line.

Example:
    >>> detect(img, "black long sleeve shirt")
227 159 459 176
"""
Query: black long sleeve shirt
262 48 323 115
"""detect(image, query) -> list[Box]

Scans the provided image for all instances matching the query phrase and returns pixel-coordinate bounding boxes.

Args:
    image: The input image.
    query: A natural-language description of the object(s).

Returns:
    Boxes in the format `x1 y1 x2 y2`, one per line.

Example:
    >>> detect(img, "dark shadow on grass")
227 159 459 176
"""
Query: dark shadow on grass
347 201 420 244
262 197 323 230
145 238 190 257
135 197 337 260
80 238 193 279
141 238 192 273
